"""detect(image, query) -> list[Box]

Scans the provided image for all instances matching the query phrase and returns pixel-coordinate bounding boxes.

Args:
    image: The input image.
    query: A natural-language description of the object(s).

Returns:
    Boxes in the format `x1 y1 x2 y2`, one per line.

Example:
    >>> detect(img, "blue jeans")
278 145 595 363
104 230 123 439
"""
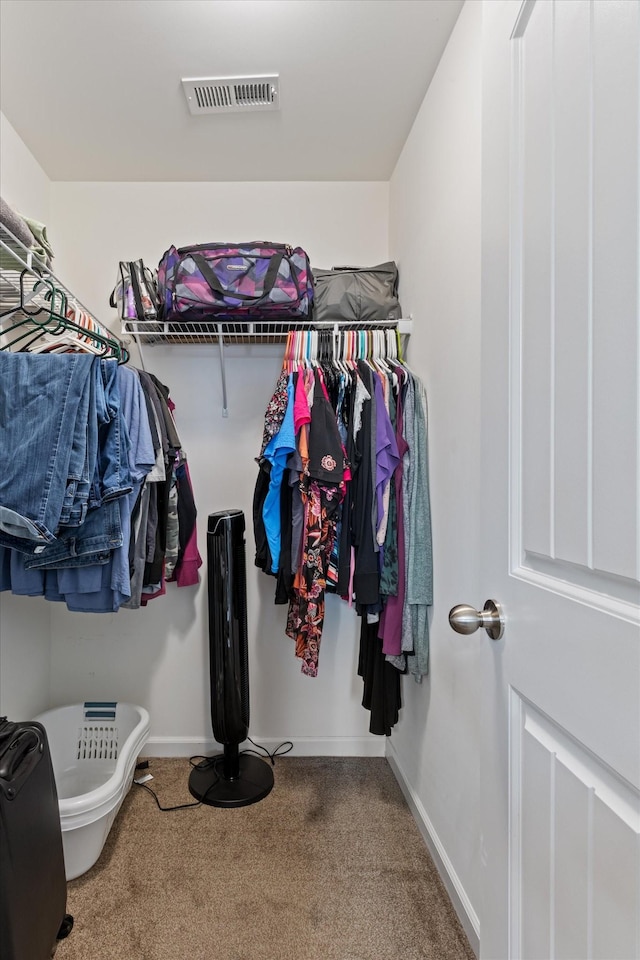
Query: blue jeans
96 359 132 505
59 358 132 525
0 353 95 545
0 355 132 558
24 498 123 569
57 360 95 527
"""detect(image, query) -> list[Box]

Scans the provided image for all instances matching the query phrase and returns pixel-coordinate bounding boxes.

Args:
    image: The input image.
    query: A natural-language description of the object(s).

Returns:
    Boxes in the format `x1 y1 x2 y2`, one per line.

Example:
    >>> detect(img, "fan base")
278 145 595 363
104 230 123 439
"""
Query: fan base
188 753 274 808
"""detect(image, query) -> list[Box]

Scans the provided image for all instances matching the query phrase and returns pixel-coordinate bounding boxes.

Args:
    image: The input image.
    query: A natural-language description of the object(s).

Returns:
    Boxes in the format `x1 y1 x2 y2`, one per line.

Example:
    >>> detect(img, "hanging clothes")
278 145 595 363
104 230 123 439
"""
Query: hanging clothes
285 369 348 677
0 353 202 612
253 328 432 733
262 375 296 576
378 375 409 658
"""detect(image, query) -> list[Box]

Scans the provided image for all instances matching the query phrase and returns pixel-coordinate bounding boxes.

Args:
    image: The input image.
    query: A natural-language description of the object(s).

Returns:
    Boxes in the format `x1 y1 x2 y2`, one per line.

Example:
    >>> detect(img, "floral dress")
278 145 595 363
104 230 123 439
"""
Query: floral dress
286 478 345 677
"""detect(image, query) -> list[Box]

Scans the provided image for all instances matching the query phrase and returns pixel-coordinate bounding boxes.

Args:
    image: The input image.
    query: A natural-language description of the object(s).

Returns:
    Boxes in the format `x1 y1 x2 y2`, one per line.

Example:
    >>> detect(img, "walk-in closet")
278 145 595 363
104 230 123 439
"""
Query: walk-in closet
1 2 639 959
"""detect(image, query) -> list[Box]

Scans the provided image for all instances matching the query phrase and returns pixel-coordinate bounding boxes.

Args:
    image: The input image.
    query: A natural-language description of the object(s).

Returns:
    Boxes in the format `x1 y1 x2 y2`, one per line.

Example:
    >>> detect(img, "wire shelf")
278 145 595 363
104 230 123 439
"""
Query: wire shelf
122 316 410 346
0 221 128 361
123 314 412 417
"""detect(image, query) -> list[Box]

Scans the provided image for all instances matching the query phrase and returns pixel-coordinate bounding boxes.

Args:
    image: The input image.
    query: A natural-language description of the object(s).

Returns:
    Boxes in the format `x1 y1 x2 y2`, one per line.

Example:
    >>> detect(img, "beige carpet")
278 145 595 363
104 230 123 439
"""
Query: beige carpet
57 757 475 960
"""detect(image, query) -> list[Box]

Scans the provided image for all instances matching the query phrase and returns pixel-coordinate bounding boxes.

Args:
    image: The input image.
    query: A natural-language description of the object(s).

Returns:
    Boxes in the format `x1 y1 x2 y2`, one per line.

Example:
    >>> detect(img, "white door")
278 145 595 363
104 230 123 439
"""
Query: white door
476 1 640 957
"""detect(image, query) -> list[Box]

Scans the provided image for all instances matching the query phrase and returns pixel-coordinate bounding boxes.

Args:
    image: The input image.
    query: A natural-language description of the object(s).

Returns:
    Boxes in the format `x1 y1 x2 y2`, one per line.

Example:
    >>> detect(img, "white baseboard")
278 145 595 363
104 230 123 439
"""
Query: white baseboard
141 735 386 758
140 737 216 758
386 740 480 957
252 736 387 757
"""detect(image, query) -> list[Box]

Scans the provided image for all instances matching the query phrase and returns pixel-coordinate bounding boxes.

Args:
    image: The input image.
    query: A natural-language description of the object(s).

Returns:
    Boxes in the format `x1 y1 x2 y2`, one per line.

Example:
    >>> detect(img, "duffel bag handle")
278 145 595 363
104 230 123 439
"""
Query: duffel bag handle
191 251 284 302
109 260 127 310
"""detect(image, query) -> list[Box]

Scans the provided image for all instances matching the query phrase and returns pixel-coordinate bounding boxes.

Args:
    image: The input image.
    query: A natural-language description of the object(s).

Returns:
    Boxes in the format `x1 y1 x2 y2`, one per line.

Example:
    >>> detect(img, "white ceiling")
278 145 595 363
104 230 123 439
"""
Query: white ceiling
0 0 463 182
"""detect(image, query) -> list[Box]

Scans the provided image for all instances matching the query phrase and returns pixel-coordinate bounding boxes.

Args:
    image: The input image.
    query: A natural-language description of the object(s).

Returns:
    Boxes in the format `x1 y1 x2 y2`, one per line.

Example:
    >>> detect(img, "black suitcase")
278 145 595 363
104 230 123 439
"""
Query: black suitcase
0 717 73 959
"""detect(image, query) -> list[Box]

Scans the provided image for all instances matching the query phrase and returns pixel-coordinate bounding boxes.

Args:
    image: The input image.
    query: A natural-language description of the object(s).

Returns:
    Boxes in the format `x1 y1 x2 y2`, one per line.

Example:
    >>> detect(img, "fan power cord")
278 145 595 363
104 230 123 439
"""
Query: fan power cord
133 755 223 811
244 735 293 765
133 737 293 812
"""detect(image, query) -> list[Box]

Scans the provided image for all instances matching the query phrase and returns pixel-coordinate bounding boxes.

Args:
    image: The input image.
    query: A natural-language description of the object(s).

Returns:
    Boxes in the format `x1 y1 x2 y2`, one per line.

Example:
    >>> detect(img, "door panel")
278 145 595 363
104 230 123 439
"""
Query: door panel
512 692 640 959
480 1 640 956
591 0 639 581
513 0 640 605
551 0 591 570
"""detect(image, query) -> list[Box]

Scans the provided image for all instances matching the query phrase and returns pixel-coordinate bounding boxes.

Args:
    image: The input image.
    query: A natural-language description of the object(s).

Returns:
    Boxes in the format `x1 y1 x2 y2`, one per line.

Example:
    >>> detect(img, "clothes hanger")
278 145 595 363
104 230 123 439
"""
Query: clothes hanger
283 329 294 373
348 330 359 370
297 329 306 368
27 326 107 356
36 295 121 358
70 302 101 351
1 265 128 363
378 328 399 389
371 329 385 365
367 330 389 389
307 329 317 366
360 328 378 375
0 276 68 352
385 329 396 362
334 330 349 377
0 271 56 323
341 330 351 375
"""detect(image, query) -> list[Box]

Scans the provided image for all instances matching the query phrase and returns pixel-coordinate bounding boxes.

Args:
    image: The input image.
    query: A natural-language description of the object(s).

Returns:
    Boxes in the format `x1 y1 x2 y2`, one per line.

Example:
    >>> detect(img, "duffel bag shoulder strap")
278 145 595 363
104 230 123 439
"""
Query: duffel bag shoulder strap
190 251 284 302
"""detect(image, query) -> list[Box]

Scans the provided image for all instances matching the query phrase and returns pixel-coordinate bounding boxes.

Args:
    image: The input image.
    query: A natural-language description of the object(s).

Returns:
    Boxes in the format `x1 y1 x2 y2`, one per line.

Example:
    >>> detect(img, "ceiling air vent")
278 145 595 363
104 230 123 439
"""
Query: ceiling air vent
182 75 280 115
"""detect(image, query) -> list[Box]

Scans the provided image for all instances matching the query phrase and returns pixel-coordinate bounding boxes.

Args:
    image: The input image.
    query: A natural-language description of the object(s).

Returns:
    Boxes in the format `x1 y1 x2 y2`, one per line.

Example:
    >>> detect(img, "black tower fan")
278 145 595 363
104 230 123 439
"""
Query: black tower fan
188 509 274 807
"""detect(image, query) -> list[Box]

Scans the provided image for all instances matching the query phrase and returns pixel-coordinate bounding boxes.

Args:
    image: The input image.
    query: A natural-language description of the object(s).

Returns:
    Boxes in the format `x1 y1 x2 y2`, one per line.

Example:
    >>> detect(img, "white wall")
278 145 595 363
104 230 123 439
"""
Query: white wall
47 181 390 756
0 111 53 720
0 112 51 223
387 0 482 947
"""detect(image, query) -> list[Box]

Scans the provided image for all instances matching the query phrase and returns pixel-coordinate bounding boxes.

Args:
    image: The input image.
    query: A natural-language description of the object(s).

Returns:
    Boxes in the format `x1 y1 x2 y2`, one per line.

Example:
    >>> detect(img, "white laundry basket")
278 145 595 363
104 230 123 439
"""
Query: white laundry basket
33 701 150 880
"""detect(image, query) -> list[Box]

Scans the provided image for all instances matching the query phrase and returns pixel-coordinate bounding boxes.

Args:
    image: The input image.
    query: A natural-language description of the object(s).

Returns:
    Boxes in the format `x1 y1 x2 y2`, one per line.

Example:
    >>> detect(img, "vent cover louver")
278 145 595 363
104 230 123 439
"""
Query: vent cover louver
182 75 280 115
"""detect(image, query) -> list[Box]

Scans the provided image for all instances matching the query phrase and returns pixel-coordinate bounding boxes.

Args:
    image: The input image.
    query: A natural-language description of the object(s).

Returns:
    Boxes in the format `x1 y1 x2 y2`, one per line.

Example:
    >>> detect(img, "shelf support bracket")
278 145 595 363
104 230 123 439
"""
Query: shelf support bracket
217 324 229 417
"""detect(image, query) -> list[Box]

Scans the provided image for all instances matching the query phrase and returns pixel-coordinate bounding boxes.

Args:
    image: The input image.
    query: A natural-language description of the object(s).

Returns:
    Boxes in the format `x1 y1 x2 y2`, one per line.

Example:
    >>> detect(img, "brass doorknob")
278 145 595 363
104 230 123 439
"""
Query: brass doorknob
448 600 505 640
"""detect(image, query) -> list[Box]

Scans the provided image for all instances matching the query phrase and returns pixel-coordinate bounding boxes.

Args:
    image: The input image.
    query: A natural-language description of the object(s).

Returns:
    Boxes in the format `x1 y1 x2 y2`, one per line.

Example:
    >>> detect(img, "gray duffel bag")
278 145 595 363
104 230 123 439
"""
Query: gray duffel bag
312 262 402 323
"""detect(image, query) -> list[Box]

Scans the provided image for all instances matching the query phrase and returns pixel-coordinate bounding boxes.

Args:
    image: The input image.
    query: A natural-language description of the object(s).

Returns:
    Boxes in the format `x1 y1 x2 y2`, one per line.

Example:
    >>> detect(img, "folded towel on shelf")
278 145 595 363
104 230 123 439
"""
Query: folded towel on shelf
22 215 54 268
0 197 34 249
0 196 41 273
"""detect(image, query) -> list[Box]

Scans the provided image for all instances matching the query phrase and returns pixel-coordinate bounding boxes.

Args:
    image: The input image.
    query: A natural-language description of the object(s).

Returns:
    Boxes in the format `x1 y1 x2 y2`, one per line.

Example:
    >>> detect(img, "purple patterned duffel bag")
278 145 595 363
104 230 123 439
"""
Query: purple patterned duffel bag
157 241 314 321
